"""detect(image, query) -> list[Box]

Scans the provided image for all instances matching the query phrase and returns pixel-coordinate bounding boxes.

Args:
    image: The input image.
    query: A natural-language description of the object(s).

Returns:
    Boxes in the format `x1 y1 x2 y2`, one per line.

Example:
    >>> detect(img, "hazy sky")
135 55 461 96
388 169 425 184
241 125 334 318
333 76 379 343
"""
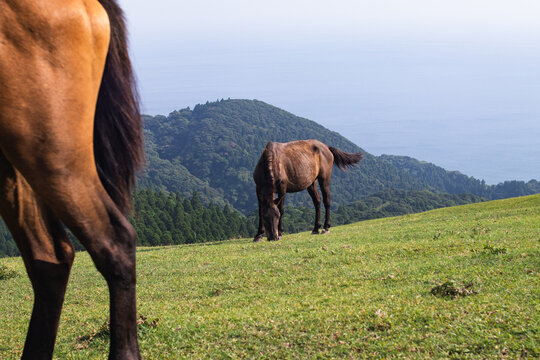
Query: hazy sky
119 0 540 184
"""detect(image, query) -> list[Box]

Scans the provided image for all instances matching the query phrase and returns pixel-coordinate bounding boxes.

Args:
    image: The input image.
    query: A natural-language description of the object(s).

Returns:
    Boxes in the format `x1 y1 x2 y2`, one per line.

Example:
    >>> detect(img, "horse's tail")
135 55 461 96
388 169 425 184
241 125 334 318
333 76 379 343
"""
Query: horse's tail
328 146 363 170
94 0 144 214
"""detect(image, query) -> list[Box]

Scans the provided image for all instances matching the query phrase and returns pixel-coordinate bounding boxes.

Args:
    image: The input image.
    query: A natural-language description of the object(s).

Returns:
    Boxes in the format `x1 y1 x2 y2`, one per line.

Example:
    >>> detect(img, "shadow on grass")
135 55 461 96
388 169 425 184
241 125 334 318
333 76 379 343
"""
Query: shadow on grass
75 315 159 349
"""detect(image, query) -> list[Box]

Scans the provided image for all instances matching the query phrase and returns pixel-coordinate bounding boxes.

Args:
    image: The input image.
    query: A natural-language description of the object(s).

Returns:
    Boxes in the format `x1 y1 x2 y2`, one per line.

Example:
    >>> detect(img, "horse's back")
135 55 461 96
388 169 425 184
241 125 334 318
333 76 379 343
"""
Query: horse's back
279 139 333 168
274 140 330 192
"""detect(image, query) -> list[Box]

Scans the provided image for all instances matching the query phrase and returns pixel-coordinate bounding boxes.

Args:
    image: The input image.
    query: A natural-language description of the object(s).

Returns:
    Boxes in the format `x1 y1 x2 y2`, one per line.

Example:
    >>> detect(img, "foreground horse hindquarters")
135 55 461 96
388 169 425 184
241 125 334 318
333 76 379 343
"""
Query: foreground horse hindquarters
0 1 143 359
253 140 363 241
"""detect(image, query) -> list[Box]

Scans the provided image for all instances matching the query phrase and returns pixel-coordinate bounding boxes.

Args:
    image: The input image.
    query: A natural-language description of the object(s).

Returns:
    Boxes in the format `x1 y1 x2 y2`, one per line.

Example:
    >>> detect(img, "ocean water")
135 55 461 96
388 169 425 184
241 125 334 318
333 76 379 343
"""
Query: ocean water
132 38 540 184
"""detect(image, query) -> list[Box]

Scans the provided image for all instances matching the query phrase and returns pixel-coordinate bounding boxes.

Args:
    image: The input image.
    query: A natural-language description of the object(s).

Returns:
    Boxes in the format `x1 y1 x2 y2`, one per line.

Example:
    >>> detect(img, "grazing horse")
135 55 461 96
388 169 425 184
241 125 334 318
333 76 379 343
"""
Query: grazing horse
253 140 363 241
0 1 144 359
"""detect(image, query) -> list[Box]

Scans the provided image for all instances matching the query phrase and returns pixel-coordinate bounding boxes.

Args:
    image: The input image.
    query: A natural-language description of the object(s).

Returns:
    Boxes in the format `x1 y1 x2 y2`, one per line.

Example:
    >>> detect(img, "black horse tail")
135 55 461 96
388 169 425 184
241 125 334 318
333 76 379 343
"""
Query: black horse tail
328 146 363 170
94 0 144 214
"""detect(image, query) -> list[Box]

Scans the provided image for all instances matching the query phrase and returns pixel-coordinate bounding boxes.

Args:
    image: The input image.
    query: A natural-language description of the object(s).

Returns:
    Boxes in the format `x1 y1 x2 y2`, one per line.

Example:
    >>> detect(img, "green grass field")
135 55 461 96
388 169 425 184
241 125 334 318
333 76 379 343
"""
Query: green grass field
1 195 539 359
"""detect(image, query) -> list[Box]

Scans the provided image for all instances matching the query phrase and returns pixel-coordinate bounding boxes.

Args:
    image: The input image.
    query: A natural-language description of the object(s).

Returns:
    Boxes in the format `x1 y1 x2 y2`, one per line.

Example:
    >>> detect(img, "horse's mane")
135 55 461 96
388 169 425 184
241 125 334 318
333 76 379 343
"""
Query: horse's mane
259 142 276 190
94 0 144 214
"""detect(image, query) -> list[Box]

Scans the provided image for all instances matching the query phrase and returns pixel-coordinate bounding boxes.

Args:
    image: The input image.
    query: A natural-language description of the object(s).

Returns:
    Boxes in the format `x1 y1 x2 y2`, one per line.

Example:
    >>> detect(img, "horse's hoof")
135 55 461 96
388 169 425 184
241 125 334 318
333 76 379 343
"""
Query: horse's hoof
321 229 330 235
253 236 263 242
311 230 319 235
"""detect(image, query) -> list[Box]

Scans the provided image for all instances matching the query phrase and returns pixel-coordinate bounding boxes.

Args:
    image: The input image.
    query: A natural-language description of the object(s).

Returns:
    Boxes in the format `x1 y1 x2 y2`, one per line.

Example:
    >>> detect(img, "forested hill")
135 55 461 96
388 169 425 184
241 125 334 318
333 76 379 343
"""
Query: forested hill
139 99 539 212
379 155 540 199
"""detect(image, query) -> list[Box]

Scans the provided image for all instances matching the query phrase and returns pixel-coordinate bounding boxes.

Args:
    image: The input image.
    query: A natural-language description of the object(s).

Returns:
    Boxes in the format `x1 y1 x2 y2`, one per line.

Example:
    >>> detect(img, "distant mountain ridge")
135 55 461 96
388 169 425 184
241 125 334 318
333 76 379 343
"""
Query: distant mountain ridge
379 154 540 199
139 99 539 212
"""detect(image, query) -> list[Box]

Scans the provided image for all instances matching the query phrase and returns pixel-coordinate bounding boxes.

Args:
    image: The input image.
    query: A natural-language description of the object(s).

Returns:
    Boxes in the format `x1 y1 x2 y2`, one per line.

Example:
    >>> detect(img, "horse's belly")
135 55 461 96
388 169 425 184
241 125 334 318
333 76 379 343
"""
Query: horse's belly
286 185 303 193
282 161 318 193
286 180 313 193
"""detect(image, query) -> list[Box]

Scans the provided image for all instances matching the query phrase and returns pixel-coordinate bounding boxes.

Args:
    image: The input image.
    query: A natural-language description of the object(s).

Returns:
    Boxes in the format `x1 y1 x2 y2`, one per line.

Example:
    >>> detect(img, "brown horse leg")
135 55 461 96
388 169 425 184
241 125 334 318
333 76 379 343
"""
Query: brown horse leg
306 182 322 234
53 180 139 360
0 126 140 360
254 190 265 241
318 177 332 234
81 205 139 360
276 193 285 239
0 152 74 360
26 170 139 360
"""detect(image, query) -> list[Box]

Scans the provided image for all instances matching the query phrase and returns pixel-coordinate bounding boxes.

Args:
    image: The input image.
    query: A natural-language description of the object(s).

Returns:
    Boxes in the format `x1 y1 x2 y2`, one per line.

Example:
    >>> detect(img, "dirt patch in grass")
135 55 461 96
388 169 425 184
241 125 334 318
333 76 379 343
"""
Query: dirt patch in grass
0 264 18 280
430 281 477 299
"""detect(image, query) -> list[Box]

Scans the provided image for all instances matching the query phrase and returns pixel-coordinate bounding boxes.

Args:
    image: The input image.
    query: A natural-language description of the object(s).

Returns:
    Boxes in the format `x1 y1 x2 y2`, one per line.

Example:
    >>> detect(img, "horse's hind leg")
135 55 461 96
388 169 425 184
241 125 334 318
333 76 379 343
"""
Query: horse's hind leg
4 150 140 360
306 182 322 234
0 152 74 360
254 189 265 241
318 176 332 234
276 193 285 239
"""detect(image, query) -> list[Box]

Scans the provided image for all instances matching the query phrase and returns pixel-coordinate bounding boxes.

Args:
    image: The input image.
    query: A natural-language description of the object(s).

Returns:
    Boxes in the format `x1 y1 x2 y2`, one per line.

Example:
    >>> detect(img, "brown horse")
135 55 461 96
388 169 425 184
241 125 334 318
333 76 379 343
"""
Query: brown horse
253 140 363 241
0 1 143 359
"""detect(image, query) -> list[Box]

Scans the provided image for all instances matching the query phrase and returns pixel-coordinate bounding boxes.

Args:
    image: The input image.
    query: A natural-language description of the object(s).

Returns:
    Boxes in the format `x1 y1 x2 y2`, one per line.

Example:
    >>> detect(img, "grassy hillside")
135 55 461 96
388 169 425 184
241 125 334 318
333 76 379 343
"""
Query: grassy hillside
0 189 485 258
1 195 538 359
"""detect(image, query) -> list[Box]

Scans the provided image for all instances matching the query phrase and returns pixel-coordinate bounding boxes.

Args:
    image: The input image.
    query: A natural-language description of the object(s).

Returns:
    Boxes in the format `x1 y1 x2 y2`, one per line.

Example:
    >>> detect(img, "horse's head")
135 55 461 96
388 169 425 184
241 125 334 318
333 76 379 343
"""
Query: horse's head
262 198 280 241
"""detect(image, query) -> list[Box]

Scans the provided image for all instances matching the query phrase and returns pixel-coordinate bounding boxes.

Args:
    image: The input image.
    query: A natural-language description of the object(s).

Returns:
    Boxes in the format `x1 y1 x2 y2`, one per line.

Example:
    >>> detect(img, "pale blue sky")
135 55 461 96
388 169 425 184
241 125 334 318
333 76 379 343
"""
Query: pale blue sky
119 0 540 184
